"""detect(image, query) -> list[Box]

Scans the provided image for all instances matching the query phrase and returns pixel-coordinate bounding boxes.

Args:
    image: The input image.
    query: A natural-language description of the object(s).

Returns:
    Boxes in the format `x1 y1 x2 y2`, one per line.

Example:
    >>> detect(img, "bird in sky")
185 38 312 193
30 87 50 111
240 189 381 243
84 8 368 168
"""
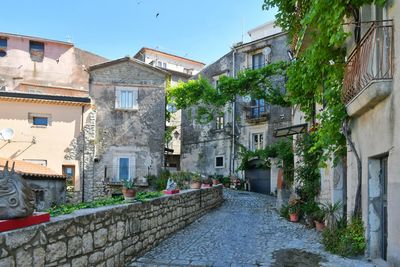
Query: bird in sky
156 12 160 18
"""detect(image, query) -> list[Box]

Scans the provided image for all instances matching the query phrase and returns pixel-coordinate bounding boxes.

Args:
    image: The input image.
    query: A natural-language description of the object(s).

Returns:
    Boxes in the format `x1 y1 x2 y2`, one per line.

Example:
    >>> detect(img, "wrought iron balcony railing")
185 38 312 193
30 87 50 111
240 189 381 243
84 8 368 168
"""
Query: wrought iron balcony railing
342 20 393 104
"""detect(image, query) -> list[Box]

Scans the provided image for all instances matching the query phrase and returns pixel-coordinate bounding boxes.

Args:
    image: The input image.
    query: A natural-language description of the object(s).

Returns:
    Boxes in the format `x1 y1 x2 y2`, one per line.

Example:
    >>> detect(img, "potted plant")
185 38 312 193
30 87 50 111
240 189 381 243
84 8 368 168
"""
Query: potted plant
190 173 202 189
313 208 326 231
122 179 136 202
321 201 341 230
211 175 220 185
202 176 212 188
288 199 301 222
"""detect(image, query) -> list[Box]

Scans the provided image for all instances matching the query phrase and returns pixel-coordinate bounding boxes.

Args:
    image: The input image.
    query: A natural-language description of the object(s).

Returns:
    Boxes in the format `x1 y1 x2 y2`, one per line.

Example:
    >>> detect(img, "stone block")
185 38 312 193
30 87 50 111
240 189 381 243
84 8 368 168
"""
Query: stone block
46 241 67 263
0 256 15 267
116 221 125 241
94 228 108 248
33 247 45 267
89 251 104 265
71 256 87 267
16 248 32 267
82 232 93 254
67 236 82 257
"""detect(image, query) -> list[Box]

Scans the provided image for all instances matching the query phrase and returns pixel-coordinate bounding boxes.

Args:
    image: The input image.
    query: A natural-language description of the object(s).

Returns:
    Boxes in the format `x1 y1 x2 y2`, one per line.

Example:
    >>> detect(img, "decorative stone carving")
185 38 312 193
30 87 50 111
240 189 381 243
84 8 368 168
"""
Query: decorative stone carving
0 161 35 219
165 178 176 191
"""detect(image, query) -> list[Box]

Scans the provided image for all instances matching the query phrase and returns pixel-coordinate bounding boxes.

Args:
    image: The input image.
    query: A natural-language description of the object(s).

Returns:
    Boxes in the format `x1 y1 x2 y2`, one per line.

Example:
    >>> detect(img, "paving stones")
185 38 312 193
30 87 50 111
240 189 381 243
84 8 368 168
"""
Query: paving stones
128 190 374 267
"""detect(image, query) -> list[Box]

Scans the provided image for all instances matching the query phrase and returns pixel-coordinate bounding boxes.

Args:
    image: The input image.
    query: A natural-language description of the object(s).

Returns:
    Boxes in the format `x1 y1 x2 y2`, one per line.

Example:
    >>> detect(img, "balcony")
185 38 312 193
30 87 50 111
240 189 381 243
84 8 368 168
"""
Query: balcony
245 103 270 123
342 21 393 117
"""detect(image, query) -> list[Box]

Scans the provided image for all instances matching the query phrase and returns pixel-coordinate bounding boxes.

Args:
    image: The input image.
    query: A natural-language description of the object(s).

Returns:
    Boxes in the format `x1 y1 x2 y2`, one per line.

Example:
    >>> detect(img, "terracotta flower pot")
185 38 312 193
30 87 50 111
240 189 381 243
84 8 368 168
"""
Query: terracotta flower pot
289 213 299 222
191 181 201 189
315 221 325 231
212 179 219 185
122 188 136 198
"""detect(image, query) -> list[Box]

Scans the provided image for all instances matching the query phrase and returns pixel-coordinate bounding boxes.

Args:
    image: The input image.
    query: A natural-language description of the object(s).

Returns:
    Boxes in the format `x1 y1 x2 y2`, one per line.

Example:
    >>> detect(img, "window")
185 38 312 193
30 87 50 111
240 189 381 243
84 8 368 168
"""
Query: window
216 115 224 130
252 133 264 151
158 61 162 67
62 165 76 186
250 99 266 118
119 157 130 180
163 62 167 68
28 113 51 127
33 117 49 126
0 38 7 57
29 41 44 62
115 87 138 110
252 53 265 70
215 156 224 168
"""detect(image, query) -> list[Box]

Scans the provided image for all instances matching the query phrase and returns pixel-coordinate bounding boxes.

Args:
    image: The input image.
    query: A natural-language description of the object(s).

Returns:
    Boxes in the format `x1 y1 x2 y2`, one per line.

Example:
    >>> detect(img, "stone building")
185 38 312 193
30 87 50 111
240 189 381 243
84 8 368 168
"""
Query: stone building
87 57 170 199
180 21 292 194
341 3 399 265
134 48 205 171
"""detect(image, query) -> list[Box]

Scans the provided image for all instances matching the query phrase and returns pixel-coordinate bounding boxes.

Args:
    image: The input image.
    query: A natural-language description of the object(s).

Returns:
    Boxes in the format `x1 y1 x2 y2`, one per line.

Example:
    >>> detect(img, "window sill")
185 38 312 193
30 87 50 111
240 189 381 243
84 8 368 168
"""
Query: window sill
215 166 225 169
114 108 138 112
31 125 48 128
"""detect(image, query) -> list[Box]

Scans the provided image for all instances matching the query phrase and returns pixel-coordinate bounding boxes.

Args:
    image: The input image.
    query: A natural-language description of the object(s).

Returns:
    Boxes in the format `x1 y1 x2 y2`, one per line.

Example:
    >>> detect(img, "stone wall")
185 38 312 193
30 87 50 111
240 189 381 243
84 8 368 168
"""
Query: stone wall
0 186 223 267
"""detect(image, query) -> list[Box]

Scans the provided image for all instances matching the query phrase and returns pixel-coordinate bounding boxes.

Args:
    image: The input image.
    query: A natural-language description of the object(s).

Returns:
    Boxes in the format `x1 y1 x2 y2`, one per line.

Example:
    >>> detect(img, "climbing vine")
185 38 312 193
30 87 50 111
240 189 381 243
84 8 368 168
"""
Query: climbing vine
167 61 289 122
263 0 386 215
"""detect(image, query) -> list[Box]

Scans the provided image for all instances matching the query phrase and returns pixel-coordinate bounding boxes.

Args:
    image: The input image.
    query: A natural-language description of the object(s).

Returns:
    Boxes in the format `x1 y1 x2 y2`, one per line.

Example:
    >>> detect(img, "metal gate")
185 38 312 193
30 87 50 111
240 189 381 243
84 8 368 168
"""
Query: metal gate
245 159 271 194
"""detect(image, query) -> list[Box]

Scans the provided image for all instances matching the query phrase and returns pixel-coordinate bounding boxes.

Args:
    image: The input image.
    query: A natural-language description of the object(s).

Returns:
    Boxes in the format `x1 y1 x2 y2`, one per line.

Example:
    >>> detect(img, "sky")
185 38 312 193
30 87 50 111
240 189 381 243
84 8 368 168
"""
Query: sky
1 0 276 65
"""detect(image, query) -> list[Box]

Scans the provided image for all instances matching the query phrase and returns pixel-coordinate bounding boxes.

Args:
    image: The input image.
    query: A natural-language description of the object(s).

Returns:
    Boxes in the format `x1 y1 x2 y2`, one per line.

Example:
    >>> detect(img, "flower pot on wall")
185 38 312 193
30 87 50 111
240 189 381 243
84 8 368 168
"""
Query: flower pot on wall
289 213 299 222
122 188 136 202
191 182 201 189
212 179 220 185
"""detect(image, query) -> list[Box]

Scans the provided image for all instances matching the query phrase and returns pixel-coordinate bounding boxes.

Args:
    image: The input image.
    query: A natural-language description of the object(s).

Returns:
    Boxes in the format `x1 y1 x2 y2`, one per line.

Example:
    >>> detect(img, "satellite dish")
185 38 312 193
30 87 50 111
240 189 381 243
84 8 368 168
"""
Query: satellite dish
0 128 14 141
242 95 251 104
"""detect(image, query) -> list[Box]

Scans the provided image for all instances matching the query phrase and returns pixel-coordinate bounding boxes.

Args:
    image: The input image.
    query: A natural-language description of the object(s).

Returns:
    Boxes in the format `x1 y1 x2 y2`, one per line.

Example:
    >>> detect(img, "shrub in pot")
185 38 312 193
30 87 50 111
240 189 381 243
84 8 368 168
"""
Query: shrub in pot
288 199 302 222
313 209 326 231
122 179 136 202
190 173 202 189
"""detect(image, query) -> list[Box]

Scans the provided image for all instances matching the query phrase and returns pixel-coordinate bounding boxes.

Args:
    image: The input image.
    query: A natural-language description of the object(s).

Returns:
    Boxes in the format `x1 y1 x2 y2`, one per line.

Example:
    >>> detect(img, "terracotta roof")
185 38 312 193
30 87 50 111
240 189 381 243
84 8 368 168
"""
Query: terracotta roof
0 158 66 179
134 47 205 66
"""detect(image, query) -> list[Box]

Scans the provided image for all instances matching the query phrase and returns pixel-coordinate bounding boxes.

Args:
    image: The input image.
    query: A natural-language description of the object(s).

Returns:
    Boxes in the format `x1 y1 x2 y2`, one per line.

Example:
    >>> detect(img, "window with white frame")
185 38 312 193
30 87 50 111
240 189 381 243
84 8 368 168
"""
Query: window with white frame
216 115 224 130
115 87 138 110
112 155 136 181
252 133 264 151
215 156 224 168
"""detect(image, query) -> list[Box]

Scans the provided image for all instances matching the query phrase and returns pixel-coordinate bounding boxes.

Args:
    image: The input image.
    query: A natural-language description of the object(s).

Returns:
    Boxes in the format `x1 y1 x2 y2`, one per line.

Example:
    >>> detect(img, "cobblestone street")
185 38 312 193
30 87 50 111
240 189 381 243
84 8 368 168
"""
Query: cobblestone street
129 190 374 267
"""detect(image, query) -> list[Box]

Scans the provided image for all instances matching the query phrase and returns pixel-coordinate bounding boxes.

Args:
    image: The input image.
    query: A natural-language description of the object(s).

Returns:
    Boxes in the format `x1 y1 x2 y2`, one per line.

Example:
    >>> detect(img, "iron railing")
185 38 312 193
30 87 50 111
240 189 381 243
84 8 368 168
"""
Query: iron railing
343 20 393 104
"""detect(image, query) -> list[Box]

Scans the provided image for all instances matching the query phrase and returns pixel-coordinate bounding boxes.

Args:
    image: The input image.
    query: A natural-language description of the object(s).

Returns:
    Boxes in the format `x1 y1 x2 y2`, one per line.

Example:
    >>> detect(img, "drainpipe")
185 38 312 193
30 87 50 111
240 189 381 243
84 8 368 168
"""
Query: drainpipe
231 49 237 176
81 105 85 202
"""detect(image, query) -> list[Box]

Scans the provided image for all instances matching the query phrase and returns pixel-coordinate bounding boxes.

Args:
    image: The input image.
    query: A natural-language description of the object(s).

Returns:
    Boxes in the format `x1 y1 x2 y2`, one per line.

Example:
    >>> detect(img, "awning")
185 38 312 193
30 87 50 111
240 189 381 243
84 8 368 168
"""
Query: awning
273 123 308 137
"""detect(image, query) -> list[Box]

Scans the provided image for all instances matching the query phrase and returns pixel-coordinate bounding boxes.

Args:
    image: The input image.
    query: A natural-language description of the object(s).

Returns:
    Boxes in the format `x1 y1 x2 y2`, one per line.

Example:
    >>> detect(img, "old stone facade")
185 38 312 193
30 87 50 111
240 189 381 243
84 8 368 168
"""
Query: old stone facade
134 48 205 171
0 186 223 267
86 57 169 200
181 24 291 190
342 3 400 265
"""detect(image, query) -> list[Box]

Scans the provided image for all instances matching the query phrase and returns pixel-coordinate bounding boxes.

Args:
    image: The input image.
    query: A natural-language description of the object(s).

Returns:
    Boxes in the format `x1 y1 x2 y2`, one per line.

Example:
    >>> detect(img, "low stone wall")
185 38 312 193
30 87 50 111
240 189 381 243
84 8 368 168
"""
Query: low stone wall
0 185 223 267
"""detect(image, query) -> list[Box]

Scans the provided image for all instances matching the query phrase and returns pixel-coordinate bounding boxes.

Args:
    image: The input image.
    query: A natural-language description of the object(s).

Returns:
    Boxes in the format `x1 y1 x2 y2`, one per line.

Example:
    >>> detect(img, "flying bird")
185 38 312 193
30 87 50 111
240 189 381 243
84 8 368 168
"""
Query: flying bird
156 12 160 18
